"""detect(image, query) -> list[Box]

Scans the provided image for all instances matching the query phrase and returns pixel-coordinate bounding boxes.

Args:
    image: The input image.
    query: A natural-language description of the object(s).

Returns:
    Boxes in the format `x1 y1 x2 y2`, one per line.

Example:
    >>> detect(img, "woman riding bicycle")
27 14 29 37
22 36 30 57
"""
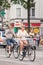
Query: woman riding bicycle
17 24 29 55
5 24 16 55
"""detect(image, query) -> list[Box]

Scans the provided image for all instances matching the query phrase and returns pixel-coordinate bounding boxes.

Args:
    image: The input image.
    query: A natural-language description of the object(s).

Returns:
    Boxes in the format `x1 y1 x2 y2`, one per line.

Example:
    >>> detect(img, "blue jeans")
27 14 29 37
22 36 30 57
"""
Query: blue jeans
36 40 40 47
6 39 16 46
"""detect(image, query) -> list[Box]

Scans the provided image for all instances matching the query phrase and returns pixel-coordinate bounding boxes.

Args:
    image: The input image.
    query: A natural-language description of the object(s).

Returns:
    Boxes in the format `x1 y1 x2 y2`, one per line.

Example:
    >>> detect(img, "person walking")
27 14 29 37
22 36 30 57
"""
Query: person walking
36 33 40 47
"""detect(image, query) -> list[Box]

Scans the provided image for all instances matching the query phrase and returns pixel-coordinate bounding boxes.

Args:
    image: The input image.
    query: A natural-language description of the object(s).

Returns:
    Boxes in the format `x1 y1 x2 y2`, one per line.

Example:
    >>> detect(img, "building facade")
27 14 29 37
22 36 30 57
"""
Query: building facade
35 0 43 18
4 0 43 20
3 0 43 35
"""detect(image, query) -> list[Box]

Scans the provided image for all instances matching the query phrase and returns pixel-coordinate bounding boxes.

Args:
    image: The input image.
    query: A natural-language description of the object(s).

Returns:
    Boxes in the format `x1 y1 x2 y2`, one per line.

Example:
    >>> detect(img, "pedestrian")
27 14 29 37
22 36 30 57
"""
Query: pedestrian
36 33 40 47
29 28 34 38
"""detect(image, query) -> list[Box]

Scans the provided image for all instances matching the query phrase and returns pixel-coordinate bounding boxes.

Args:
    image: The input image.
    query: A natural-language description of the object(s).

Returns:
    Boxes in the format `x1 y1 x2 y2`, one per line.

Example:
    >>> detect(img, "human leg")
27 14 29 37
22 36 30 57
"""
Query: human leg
19 40 24 55
10 39 16 45
38 40 40 47
20 41 24 51
6 39 11 54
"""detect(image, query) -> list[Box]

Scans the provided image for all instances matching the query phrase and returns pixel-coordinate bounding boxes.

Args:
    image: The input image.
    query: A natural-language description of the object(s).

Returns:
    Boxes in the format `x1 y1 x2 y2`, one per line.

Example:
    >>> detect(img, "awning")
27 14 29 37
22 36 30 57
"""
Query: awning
31 23 41 27
14 22 41 27
23 23 28 27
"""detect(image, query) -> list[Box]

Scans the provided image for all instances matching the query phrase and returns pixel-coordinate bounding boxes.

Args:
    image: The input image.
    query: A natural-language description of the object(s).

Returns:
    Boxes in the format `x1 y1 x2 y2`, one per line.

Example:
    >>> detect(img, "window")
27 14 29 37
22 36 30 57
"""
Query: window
16 8 21 18
30 7 35 17
32 8 35 16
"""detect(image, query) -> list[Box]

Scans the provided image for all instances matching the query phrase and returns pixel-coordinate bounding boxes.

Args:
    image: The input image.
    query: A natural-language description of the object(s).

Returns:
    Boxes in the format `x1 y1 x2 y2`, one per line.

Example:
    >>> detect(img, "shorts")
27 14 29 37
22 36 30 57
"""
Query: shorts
6 39 16 46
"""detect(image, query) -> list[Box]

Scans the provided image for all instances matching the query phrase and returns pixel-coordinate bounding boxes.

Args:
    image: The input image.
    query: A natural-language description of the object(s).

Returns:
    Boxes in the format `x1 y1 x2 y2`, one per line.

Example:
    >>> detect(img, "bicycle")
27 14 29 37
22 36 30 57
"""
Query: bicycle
5 41 19 58
14 38 36 61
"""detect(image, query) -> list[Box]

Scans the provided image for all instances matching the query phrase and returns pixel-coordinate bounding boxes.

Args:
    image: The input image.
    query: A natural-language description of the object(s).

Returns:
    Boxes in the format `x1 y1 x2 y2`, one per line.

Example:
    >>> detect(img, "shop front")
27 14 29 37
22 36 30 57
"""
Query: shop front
23 22 41 33
10 22 41 34
31 23 41 34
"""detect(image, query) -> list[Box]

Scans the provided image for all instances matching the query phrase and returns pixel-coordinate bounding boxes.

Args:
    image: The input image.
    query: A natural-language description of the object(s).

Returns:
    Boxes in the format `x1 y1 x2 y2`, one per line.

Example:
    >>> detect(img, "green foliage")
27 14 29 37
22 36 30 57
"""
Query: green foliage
0 0 34 9
11 0 34 9
0 0 10 9
0 0 3 6
11 0 27 8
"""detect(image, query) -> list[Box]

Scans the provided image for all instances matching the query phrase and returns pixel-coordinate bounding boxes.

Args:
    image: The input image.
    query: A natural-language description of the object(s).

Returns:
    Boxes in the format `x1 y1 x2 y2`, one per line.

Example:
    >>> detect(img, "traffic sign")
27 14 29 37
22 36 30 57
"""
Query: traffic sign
0 10 5 17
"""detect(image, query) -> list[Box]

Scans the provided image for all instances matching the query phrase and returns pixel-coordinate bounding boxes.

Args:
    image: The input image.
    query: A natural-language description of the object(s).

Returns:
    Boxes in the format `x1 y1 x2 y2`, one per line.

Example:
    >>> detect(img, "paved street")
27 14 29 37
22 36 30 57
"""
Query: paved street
0 45 43 65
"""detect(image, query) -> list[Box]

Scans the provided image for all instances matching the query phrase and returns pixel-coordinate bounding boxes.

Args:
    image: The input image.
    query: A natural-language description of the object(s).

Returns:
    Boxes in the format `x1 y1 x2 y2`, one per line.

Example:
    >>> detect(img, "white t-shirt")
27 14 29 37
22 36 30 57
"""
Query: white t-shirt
17 29 29 40
5 29 14 39
36 34 40 40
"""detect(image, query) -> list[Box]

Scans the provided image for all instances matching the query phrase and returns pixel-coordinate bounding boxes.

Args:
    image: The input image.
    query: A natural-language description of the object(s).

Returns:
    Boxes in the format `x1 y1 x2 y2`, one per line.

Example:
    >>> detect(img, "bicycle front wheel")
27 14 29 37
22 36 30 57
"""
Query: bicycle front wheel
28 46 36 61
13 45 20 59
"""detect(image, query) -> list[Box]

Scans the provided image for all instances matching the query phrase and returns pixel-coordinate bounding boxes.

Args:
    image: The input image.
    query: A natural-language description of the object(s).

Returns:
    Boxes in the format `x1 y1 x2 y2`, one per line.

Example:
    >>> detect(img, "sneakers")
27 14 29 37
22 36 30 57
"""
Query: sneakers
19 51 23 61
8 52 11 57
20 51 23 55
9 52 11 54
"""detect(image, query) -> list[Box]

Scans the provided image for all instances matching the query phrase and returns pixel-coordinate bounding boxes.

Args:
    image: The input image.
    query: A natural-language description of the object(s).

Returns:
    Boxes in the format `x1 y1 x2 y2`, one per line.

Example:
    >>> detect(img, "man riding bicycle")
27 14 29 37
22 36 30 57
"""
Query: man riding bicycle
5 24 16 55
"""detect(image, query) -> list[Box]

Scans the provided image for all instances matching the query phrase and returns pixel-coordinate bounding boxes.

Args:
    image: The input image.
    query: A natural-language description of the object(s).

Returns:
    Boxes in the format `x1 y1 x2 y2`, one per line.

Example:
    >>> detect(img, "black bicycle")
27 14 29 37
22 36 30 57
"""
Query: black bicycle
15 44 36 61
14 38 36 61
5 42 19 58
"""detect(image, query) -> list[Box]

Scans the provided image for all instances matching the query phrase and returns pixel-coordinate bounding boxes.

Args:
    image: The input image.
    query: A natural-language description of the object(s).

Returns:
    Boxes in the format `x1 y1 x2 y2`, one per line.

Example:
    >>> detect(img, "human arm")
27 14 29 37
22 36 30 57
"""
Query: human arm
16 30 22 38
25 30 30 37
4 29 9 38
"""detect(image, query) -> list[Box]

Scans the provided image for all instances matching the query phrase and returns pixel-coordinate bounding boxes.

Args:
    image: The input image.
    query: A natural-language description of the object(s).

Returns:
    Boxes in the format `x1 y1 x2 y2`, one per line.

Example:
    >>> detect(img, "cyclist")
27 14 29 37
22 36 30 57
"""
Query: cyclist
17 24 29 55
5 24 16 55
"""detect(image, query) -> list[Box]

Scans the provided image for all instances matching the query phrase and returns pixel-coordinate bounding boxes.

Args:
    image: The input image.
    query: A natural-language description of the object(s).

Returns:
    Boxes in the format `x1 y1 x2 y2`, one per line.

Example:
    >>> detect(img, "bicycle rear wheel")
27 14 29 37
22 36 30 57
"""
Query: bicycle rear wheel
5 45 11 58
28 46 36 61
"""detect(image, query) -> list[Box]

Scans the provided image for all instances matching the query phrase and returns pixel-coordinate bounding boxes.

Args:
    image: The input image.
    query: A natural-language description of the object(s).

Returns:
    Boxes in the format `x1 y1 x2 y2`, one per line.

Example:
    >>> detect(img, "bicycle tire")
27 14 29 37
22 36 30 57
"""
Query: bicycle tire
5 45 11 58
19 47 26 61
28 46 36 61
13 45 20 59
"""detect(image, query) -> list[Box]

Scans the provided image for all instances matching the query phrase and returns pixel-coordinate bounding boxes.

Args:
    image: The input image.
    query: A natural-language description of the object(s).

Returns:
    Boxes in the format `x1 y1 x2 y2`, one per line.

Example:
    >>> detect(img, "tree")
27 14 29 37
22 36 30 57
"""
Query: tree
0 0 10 9
0 0 10 28
11 0 34 32
0 0 10 19
0 0 35 32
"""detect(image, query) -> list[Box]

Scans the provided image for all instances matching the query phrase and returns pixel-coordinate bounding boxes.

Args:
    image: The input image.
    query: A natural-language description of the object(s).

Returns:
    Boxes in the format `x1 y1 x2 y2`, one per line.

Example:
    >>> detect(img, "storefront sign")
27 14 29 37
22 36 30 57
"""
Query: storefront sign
34 28 39 33
31 23 41 27
14 22 41 27
23 23 28 27
14 22 21 27
24 23 41 27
